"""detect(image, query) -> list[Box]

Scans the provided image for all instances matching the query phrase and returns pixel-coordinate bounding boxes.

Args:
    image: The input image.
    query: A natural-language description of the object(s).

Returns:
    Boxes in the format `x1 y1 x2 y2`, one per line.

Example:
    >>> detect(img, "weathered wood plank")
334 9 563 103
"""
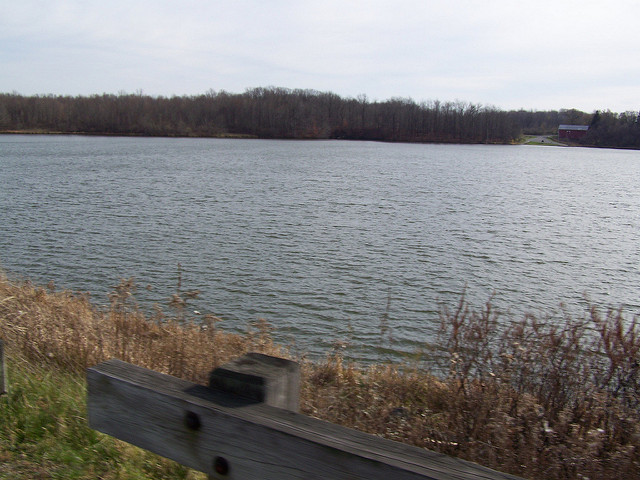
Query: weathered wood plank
87 359 523 480
0 339 7 395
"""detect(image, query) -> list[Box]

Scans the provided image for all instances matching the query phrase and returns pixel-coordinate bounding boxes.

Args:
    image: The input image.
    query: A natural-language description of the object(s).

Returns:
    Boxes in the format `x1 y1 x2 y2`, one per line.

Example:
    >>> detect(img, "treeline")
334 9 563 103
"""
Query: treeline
0 88 638 147
0 88 518 143
516 107 640 148
581 110 640 148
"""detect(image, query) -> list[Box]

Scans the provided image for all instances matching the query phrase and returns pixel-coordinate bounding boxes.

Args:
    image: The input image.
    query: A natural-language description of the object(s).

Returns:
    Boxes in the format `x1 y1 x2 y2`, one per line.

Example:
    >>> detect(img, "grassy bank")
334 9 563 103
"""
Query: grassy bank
0 357 204 480
1 273 639 479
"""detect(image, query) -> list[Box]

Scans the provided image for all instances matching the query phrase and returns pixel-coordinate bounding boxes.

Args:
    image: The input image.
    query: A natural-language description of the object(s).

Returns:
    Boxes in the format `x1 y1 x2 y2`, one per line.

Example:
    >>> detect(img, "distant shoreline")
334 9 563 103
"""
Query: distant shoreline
3 129 631 149
0 129 528 146
0 129 259 139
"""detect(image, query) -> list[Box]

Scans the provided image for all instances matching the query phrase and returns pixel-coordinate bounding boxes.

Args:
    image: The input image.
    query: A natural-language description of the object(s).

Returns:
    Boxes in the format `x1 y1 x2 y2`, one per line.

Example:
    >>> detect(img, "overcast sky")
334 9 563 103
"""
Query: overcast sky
2 1 638 112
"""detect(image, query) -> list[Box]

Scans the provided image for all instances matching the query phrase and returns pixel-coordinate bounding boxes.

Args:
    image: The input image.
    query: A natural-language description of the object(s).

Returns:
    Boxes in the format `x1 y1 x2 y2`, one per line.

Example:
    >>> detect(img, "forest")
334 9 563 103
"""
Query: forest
1 87 638 148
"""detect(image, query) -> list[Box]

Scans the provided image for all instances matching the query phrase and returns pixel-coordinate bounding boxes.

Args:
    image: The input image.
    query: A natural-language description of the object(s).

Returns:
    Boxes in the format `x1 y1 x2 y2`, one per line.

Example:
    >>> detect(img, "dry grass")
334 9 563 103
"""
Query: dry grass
0 274 285 384
1 272 639 479
300 296 640 479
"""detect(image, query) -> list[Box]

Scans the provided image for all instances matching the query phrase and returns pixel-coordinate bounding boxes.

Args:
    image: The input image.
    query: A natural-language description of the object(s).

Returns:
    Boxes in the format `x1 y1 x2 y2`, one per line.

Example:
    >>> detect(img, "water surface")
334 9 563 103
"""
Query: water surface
1 135 638 362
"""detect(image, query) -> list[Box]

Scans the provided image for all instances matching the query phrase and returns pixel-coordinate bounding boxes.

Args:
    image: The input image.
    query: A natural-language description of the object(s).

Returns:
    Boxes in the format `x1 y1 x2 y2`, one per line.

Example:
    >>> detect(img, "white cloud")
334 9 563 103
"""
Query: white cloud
1 0 639 111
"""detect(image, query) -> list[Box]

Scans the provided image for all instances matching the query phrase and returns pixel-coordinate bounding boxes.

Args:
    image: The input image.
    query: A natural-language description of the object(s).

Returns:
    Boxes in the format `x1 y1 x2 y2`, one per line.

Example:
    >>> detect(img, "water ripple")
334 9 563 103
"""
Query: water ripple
1 136 640 363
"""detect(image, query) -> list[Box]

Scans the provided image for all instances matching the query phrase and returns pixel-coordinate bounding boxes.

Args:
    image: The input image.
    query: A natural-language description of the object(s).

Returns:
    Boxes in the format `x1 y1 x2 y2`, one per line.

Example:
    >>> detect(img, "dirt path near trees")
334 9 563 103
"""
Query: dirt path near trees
525 135 567 146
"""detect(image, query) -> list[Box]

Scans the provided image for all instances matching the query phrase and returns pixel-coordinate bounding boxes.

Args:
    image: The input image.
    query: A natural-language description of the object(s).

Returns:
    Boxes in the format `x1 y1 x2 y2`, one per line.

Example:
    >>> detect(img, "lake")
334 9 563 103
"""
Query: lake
1 135 639 363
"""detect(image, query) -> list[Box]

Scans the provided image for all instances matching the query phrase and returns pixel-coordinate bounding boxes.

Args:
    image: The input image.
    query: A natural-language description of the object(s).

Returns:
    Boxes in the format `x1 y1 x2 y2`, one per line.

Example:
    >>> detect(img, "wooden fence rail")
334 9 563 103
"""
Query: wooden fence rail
87 353 524 480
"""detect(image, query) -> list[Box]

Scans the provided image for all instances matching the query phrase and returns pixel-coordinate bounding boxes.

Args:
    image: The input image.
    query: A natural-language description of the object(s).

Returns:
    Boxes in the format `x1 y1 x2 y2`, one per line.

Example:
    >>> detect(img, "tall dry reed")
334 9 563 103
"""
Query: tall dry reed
1 272 639 479
0 274 284 384
301 294 640 479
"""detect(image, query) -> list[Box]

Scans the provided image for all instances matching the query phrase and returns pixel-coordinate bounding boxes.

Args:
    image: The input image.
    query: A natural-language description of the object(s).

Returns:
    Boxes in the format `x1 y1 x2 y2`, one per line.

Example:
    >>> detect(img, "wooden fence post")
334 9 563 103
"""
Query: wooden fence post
0 339 7 395
209 352 300 412
207 353 300 478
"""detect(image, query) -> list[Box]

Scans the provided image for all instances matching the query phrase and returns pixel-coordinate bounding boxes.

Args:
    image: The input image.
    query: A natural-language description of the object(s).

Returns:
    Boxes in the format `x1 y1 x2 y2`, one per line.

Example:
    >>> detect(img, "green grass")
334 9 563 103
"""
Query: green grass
0 356 204 480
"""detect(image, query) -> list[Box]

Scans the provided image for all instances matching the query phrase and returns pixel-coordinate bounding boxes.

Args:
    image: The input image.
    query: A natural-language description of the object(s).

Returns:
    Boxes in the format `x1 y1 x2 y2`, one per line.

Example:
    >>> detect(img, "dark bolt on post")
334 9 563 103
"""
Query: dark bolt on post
184 411 201 430
214 456 230 476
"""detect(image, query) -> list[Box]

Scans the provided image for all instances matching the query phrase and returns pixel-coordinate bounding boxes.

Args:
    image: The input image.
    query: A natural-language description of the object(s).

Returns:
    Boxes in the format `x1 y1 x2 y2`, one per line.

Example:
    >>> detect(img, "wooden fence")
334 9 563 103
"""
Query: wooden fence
87 353 524 480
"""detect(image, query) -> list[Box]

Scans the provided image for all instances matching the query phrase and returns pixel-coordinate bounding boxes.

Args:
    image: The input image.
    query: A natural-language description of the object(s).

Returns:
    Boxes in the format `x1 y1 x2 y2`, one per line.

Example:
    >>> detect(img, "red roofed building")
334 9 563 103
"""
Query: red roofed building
558 124 589 140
